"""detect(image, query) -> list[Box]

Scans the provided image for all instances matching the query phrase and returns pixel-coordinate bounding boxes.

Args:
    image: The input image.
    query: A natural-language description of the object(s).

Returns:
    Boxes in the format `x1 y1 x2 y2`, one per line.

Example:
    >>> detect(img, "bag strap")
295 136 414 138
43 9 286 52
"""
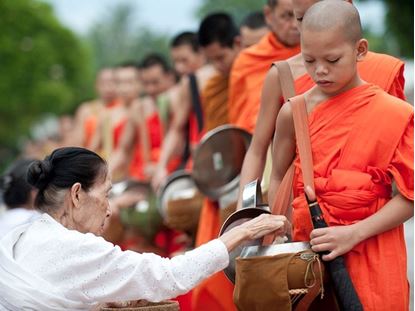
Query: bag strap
189 73 204 132
180 74 204 167
290 95 315 192
262 62 300 245
266 60 297 215
273 61 296 102
263 95 313 245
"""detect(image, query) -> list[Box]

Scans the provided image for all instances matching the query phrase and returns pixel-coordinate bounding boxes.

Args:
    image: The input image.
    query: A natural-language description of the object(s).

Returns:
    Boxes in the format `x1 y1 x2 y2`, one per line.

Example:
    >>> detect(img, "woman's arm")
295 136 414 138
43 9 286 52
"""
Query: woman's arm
73 214 288 303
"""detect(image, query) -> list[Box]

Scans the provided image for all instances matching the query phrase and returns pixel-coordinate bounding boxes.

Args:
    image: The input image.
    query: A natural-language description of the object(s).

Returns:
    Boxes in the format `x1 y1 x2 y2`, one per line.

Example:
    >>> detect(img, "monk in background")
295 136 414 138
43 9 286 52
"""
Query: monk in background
237 0 406 209
72 68 119 148
151 32 217 189
191 13 242 311
228 0 301 133
239 11 269 49
270 2 413 309
110 54 175 181
90 62 140 172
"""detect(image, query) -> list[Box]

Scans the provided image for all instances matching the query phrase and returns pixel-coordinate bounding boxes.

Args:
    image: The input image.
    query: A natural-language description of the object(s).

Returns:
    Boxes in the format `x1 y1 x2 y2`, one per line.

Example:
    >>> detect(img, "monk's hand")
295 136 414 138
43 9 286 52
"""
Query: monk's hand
309 224 361 261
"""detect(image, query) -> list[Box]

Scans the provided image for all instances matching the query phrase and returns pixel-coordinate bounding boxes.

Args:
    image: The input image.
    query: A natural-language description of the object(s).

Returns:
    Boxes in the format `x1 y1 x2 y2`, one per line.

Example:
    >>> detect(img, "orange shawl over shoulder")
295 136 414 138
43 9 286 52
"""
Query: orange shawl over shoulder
229 32 300 133
291 84 413 310
201 73 229 132
84 99 121 147
129 112 162 181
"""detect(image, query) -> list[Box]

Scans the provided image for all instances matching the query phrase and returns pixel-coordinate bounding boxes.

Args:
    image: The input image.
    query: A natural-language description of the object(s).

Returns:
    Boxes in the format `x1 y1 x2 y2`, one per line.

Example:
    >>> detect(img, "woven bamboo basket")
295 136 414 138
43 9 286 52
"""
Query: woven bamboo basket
101 300 180 311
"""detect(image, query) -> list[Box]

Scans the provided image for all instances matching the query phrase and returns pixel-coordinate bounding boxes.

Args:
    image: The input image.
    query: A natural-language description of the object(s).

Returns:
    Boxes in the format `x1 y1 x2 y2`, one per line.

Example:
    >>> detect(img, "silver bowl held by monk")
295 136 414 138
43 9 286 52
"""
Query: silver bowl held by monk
191 125 251 200
157 170 203 233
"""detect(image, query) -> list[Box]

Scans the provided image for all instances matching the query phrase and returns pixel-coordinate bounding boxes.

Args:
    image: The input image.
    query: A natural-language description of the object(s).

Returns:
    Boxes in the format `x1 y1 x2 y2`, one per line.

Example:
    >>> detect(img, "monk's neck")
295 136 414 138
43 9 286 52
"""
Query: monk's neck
271 32 298 49
329 75 365 97
306 75 366 109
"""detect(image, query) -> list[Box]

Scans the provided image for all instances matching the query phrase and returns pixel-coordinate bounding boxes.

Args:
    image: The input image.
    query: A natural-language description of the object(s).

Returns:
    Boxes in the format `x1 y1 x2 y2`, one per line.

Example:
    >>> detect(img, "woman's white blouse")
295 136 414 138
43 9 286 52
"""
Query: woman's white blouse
0 213 229 310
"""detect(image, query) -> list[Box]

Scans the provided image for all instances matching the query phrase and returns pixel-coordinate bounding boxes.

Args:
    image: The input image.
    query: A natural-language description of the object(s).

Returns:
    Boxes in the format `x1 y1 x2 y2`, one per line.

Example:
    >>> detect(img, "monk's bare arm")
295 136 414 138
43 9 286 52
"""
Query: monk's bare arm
267 103 296 212
152 79 191 189
237 66 284 209
310 193 413 261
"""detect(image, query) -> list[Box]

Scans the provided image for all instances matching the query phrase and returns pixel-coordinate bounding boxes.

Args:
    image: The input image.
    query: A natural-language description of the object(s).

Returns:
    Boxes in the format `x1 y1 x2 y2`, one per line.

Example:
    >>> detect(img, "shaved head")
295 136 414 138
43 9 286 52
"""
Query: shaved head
302 1 362 43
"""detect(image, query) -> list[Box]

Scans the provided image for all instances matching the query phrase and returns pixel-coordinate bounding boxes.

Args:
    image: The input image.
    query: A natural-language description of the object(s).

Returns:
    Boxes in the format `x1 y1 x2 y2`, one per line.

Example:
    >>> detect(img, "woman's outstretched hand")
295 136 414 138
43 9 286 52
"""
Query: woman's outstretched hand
219 214 289 252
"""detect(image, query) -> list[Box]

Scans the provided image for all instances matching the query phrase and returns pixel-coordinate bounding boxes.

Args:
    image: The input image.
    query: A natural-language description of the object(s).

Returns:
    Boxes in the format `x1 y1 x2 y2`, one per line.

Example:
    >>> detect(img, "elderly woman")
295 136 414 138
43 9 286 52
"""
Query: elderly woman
0 147 288 310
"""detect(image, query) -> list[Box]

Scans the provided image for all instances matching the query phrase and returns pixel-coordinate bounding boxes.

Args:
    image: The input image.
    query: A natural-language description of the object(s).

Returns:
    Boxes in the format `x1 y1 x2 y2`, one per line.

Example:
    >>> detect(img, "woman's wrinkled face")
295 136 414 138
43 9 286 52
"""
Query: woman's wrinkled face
76 173 112 236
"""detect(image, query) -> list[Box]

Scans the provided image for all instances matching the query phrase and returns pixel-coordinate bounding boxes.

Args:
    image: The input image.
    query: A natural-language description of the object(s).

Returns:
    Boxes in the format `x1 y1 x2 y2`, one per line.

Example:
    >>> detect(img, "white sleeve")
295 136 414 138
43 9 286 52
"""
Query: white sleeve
62 234 229 303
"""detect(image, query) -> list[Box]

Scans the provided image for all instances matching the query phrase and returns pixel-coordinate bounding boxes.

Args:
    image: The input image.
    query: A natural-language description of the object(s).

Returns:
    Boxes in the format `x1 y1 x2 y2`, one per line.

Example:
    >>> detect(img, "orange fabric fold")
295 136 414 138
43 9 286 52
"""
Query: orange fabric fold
229 32 300 133
83 99 121 147
129 112 162 181
201 74 229 132
192 199 236 311
84 116 98 147
290 84 413 311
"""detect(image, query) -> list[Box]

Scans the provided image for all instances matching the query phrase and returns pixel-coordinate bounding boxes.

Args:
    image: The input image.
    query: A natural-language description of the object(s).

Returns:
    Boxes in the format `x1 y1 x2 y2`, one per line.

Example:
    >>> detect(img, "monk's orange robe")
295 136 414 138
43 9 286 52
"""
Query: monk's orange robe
191 74 235 310
192 200 236 311
84 99 121 147
201 73 229 132
129 112 162 181
291 51 405 100
229 32 300 133
291 84 413 311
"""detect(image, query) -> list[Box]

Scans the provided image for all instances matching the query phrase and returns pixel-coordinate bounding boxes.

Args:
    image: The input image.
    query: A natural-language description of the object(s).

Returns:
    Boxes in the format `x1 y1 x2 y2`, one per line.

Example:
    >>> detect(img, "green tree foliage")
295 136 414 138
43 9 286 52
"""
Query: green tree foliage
196 0 264 24
383 0 413 58
0 0 91 161
87 3 171 72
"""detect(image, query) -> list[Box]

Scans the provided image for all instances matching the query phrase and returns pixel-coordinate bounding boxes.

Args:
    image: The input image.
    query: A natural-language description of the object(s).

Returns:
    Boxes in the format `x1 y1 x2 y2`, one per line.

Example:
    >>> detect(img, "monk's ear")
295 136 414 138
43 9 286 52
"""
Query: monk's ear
263 4 273 28
356 38 368 62
70 182 83 209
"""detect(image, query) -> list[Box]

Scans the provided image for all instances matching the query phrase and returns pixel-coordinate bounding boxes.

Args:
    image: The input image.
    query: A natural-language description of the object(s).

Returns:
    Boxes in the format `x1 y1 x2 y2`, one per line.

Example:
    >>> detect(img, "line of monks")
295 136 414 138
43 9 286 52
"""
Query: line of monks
21 1 411 310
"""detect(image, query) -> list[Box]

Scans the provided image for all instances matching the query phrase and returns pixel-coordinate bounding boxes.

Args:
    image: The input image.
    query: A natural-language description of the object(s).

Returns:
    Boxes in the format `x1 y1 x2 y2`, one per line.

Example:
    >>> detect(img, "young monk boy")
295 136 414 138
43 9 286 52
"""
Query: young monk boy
237 0 406 209
269 2 413 310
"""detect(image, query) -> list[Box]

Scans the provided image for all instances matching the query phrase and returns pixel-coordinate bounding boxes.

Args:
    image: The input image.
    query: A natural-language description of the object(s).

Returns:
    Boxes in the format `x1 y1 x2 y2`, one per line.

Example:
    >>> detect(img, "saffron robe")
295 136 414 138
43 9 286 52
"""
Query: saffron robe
129 112 163 181
291 84 413 311
229 32 300 133
192 76 234 310
201 73 229 132
84 99 121 147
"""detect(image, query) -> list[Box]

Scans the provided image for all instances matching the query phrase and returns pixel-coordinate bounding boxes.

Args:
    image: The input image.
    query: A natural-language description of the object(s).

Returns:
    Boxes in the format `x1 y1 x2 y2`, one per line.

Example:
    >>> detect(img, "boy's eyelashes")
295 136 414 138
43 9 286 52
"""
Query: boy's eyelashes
327 58 340 63
296 17 303 22
304 58 340 64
